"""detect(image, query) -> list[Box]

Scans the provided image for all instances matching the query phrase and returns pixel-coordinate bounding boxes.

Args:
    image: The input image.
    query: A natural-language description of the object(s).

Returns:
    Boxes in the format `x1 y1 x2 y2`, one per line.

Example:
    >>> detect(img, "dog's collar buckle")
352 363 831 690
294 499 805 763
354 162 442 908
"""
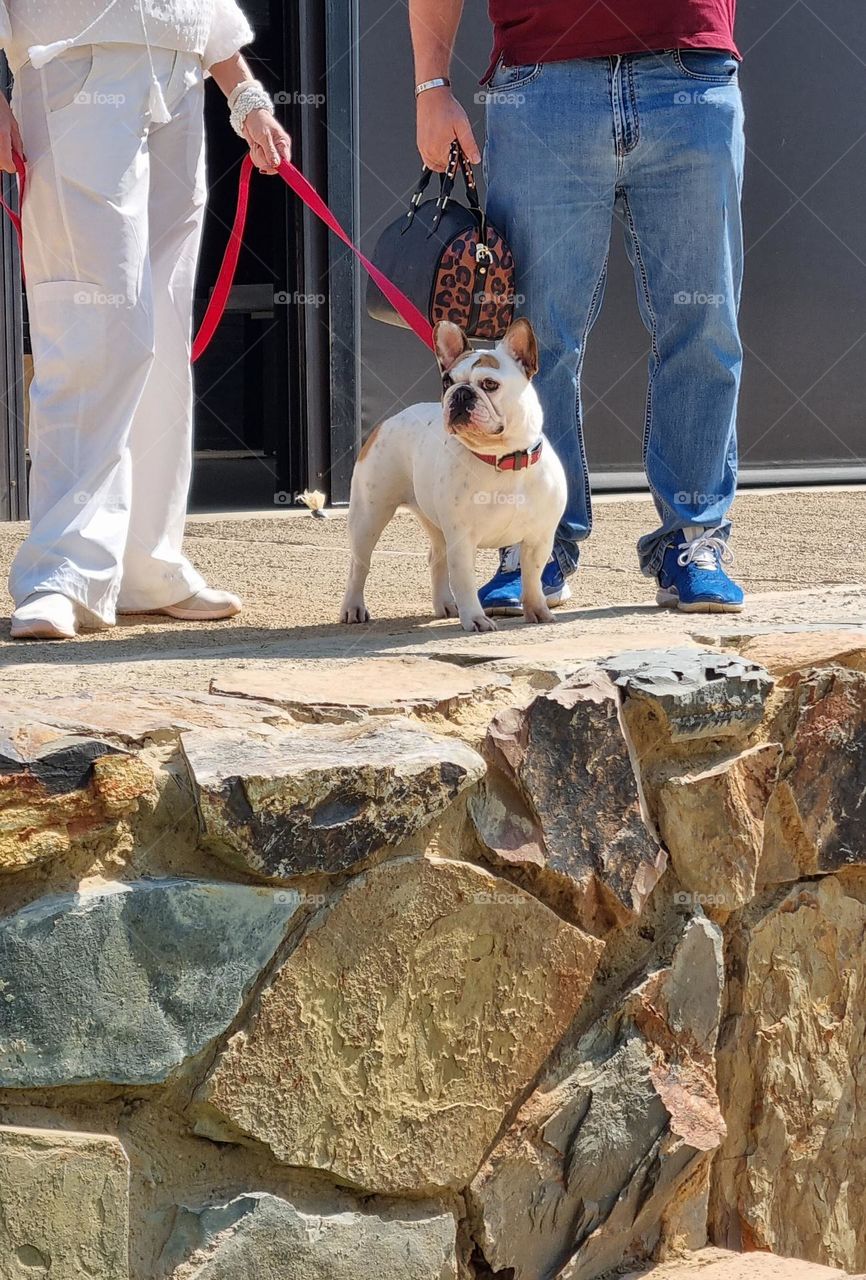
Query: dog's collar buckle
472 439 544 471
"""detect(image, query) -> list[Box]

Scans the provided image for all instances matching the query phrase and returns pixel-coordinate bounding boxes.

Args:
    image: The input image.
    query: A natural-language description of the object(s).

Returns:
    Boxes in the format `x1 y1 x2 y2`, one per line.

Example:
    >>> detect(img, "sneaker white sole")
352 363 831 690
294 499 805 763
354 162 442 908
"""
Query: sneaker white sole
485 581 572 618
10 617 76 640
656 588 744 614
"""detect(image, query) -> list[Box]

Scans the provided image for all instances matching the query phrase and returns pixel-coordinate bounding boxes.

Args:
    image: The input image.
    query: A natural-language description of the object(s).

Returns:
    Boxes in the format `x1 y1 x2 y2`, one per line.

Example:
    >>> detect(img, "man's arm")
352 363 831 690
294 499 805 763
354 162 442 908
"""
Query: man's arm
409 0 481 172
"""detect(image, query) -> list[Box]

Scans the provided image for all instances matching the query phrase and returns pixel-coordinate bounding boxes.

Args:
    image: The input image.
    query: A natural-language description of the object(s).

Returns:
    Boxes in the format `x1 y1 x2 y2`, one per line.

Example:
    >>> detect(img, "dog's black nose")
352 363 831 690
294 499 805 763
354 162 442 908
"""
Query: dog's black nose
450 384 474 407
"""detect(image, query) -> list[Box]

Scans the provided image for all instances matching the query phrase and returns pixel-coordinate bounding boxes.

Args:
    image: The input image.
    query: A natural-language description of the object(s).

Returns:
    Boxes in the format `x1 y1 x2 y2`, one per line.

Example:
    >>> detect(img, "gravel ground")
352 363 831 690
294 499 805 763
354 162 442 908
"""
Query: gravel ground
0 487 864 695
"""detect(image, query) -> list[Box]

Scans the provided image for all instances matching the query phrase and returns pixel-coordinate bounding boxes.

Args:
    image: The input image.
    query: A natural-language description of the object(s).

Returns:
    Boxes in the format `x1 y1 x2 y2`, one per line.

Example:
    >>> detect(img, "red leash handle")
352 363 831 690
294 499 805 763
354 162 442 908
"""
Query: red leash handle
193 154 435 362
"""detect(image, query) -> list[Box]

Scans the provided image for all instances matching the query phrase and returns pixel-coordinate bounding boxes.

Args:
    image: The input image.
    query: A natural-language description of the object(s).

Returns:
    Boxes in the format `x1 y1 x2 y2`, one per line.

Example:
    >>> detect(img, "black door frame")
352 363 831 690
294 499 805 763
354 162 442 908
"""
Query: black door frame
0 57 26 521
322 0 362 505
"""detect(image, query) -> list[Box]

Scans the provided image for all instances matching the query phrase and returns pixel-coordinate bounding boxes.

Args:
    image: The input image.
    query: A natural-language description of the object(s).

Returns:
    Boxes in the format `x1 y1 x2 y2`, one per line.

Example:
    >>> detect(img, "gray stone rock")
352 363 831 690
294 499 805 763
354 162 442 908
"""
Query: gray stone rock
470 670 664 932
181 720 486 880
470 916 726 1280
159 1192 458 1279
0 879 300 1087
602 649 773 742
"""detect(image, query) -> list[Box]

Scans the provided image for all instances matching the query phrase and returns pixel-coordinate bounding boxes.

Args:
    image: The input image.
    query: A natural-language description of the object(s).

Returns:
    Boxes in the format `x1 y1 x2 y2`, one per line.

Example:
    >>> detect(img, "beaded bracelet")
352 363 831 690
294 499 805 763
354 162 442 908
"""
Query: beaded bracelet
229 81 274 136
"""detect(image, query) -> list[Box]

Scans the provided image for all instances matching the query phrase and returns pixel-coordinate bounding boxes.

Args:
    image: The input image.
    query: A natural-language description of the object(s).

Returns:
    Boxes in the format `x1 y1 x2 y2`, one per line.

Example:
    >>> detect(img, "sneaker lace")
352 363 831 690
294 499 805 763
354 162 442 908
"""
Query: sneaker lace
498 545 521 574
676 528 734 572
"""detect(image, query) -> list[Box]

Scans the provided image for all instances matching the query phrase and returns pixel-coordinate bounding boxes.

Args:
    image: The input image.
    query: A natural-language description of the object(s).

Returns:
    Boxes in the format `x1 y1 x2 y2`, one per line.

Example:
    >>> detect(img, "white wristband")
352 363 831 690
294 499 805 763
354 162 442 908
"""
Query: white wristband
230 83 274 136
228 79 259 110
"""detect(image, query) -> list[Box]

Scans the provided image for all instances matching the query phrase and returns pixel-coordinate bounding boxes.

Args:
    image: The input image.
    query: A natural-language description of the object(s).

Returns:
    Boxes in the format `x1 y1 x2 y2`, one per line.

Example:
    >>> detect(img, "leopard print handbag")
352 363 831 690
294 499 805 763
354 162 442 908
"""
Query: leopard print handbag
367 143 517 341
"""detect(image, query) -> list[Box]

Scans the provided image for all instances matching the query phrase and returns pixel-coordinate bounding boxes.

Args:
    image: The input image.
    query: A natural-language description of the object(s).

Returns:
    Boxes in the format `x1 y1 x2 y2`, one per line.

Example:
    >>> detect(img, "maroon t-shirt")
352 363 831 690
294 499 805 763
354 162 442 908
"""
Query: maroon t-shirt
486 1 738 72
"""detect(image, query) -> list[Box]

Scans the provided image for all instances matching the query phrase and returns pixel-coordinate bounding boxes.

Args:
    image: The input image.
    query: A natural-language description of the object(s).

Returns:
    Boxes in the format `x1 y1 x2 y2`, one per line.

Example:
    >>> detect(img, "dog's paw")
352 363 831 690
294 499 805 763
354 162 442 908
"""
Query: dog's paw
340 602 370 624
434 599 459 619
462 614 498 633
523 603 556 625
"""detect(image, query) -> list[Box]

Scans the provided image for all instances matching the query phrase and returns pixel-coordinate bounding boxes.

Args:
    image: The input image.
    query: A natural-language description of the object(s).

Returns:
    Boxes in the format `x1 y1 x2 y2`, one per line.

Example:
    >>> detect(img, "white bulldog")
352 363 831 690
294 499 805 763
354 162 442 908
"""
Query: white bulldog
340 318 567 632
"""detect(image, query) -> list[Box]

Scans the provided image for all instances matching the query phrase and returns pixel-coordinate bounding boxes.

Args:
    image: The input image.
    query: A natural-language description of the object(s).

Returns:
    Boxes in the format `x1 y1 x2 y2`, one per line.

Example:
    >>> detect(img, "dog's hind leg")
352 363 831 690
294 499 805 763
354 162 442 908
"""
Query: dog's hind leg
340 484 399 624
414 512 456 618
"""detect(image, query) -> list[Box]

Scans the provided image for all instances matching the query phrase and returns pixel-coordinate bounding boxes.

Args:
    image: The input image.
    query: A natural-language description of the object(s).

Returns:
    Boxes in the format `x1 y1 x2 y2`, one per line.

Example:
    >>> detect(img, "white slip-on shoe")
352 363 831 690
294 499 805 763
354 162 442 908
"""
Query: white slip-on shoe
139 588 242 621
10 591 79 640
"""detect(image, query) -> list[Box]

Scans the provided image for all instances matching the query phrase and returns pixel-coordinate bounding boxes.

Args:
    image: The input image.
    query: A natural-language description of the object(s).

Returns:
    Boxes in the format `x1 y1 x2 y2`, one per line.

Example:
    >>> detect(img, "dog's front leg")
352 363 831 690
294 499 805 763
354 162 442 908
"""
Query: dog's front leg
521 537 557 624
446 534 497 632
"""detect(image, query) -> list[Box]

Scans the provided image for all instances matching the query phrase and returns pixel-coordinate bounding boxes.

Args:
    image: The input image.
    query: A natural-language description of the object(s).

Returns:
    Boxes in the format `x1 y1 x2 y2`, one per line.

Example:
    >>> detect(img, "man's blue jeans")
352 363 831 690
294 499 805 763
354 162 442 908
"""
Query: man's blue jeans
484 50 745 576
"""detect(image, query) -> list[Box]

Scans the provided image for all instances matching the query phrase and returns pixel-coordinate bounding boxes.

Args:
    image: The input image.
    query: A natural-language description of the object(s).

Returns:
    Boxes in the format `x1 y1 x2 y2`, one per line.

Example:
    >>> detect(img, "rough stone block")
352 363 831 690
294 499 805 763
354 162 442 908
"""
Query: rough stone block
0 1125 129 1280
181 720 485 880
470 670 664 931
0 723 153 874
195 856 603 1194
602 649 773 744
0 879 300 1086
160 1193 457 1279
470 916 726 1280
658 744 782 911
710 874 866 1273
210 657 511 722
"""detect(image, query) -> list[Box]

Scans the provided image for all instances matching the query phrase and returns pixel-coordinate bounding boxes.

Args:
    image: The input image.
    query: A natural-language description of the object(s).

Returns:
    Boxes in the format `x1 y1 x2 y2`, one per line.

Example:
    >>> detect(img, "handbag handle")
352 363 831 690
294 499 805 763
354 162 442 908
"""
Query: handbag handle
403 141 484 235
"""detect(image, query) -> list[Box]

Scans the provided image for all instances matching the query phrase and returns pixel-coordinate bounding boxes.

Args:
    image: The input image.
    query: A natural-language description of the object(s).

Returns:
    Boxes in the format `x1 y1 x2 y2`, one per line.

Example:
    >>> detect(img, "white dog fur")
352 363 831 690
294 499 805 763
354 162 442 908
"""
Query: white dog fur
340 319 567 633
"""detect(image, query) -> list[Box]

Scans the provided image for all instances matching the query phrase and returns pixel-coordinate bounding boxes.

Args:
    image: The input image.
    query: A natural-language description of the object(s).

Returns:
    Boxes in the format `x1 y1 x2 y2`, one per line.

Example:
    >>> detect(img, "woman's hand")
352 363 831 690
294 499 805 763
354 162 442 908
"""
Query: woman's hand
243 109 292 175
0 96 24 174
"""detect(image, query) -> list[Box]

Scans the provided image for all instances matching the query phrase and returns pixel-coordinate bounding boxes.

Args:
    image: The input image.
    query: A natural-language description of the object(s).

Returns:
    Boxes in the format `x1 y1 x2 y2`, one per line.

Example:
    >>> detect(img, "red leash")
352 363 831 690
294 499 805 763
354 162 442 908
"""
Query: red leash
195 155 435 360
2 151 435 357
0 153 27 272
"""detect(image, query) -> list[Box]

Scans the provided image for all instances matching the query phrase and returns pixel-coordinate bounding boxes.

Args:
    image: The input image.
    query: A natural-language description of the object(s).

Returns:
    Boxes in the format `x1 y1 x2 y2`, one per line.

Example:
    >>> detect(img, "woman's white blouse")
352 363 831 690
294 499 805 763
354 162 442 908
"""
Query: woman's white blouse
0 0 254 72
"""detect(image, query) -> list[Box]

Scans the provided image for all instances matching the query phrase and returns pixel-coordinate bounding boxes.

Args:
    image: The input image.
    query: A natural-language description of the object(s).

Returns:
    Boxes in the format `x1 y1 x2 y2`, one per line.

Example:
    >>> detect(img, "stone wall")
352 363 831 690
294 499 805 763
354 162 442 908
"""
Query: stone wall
1 633 864 1279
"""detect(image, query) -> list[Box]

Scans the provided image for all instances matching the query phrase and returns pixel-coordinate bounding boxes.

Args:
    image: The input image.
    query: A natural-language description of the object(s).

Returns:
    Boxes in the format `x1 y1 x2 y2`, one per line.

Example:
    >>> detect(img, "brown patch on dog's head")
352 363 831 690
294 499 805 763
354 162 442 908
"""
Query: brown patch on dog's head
358 422 381 462
474 354 500 370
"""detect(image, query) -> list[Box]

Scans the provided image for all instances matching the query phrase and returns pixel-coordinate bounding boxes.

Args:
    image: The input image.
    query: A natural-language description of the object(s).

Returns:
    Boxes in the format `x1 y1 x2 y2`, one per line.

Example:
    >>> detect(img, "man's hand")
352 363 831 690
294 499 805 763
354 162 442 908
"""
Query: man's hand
243 108 292 176
0 97 23 174
416 87 481 172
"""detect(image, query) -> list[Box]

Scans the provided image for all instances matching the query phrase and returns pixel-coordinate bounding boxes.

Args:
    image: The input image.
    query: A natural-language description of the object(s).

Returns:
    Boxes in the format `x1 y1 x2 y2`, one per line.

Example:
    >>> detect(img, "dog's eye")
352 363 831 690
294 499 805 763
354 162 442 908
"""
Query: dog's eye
480 378 500 394
442 374 453 390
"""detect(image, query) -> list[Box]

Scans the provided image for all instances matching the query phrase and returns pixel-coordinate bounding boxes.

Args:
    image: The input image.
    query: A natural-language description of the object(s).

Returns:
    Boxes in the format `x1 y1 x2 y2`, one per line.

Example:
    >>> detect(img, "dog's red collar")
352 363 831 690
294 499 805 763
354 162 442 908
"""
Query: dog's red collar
471 440 544 471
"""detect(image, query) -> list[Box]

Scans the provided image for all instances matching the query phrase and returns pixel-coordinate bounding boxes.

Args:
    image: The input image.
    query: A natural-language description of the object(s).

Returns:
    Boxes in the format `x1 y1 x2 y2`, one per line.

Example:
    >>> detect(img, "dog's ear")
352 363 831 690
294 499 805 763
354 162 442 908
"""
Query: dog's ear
501 318 539 379
433 321 471 373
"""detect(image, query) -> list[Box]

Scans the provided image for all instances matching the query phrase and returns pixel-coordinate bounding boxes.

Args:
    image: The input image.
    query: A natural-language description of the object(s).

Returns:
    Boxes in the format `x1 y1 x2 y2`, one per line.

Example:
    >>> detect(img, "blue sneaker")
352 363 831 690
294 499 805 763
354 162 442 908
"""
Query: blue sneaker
479 546 574 617
656 526 744 613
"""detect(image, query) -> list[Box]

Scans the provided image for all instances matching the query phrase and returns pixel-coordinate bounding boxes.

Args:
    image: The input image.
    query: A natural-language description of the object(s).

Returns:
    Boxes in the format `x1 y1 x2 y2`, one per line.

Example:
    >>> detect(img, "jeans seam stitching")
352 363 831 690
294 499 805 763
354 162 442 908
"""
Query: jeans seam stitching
624 56 640 154
620 191 668 554
571 254 609 539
